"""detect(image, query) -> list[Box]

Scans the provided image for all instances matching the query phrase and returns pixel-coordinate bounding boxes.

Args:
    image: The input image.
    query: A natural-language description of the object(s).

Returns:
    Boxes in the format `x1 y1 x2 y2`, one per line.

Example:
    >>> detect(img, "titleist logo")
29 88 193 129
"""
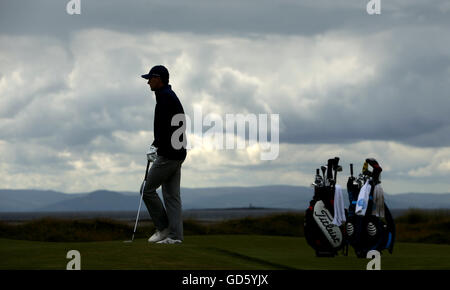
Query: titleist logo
314 210 341 243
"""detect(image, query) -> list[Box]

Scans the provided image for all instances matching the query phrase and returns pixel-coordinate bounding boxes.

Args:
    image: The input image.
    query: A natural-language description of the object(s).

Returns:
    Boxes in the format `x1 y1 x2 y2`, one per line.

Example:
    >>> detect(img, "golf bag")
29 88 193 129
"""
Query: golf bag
345 158 395 258
304 157 346 257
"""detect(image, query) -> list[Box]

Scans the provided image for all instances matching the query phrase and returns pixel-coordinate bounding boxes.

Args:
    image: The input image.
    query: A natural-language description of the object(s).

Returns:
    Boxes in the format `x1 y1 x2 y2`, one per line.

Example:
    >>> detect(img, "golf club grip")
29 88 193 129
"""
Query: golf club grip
327 159 333 179
350 163 354 177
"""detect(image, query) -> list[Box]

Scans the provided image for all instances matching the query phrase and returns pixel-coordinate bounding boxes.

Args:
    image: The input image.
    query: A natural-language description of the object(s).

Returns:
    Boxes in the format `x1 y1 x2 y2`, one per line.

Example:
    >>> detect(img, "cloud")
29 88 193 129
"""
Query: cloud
3 124 449 194
2 0 450 39
0 1 449 194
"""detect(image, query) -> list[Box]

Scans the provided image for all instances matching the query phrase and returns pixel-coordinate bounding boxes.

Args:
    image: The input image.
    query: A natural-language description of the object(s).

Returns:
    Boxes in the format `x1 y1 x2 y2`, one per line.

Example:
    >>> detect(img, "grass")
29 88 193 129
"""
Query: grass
0 209 449 270
1 210 449 244
0 235 449 270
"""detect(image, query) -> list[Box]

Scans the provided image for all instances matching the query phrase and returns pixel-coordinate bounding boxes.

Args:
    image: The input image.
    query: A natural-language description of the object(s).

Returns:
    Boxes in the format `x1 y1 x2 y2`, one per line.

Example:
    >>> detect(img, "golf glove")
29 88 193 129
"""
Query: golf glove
146 145 158 162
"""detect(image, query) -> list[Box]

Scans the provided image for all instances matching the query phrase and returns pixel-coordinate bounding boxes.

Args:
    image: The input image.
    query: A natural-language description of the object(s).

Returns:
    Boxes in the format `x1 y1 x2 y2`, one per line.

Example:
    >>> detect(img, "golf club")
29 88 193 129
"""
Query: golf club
124 159 151 243
312 168 323 187
366 158 382 182
321 166 327 186
332 157 340 186
326 159 334 186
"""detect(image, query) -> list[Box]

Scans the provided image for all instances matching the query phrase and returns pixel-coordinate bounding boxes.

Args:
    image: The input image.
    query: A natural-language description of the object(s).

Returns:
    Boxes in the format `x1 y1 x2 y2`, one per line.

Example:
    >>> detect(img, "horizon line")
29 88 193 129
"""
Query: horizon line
0 186 449 196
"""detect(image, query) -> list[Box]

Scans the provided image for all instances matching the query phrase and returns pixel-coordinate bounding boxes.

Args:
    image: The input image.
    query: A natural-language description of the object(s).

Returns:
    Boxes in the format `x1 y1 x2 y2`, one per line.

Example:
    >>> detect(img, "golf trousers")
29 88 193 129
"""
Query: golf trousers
142 156 184 241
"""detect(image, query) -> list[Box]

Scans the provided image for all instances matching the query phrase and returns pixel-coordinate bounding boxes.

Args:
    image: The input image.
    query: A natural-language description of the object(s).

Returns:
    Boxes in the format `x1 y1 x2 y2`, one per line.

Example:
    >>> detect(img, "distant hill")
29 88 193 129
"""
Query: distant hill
386 193 450 209
37 190 139 212
0 189 83 211
0 186 449 212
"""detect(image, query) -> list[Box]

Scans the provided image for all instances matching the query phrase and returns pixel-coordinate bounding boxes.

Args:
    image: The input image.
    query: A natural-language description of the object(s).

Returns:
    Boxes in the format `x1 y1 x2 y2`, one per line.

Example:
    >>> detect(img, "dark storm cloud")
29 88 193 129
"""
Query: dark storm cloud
278 25 450 148
0 0 350 37
1 0 449 39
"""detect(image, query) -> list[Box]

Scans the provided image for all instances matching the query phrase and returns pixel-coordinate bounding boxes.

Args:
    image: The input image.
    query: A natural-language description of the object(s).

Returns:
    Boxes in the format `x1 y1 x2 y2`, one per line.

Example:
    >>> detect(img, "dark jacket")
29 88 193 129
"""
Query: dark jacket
151 84 187 160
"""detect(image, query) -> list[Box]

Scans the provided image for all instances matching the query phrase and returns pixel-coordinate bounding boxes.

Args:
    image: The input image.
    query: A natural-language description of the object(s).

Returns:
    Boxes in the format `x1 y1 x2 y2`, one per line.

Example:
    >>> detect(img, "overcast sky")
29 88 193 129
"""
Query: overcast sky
0 0 449 194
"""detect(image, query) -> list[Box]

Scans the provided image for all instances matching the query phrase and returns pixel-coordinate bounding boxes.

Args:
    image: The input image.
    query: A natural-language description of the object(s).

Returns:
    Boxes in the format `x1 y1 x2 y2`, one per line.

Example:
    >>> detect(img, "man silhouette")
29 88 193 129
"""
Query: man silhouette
141 65 187 244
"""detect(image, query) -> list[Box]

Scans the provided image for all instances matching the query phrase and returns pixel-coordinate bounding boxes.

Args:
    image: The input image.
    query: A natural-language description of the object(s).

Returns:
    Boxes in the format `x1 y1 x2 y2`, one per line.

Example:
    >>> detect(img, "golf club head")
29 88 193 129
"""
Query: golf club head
334 156 340 165
366 157 382 181
124 232 136 243
331 157 340 170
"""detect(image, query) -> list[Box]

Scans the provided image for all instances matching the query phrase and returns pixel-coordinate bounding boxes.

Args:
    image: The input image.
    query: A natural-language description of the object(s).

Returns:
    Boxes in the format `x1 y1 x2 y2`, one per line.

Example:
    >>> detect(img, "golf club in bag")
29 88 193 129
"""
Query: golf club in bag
124 159 151 243
345 158 395 258
304 157 346 257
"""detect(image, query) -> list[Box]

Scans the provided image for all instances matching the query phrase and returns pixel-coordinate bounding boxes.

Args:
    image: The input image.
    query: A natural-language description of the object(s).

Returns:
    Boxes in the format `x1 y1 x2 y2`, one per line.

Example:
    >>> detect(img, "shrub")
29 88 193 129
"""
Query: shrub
0 210 449 244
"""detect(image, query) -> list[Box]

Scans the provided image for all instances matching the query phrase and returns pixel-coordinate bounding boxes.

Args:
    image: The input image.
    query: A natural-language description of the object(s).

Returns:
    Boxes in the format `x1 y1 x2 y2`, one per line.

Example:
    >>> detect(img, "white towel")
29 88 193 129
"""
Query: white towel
372 184 385 218
356 180 371 216
332 185 346 226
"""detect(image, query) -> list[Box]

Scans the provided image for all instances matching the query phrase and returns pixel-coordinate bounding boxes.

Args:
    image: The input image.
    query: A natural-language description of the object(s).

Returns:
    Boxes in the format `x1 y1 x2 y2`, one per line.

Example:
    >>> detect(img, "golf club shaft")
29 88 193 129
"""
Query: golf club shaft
131 181 145 241
144 159 151 180
130 160 151 241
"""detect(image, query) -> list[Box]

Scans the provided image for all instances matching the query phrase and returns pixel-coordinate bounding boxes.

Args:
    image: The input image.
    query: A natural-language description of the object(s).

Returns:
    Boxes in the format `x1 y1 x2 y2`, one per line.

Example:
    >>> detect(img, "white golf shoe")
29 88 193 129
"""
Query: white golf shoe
148 228 170 243
157 237 182 244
